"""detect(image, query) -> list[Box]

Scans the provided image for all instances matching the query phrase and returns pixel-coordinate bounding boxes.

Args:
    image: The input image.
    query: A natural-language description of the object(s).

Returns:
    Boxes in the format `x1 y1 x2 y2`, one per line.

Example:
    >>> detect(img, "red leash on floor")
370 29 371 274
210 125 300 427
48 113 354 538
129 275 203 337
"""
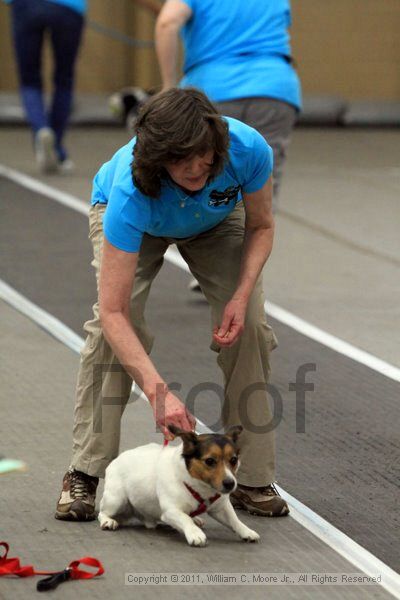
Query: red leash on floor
0 541 104 591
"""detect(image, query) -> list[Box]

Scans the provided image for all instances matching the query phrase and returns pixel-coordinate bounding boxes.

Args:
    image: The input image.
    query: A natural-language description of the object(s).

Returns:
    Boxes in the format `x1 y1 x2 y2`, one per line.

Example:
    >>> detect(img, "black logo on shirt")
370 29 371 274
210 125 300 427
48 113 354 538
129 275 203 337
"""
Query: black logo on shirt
208 185 240 207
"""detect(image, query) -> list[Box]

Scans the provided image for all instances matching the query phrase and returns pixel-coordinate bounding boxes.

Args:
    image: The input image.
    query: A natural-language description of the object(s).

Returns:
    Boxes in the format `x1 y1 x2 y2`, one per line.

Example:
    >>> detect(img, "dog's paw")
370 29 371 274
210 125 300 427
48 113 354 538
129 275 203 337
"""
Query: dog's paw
192 516 205 528
143 519 157 529
99 513 119 530
239 526 260 543
185 527 208 547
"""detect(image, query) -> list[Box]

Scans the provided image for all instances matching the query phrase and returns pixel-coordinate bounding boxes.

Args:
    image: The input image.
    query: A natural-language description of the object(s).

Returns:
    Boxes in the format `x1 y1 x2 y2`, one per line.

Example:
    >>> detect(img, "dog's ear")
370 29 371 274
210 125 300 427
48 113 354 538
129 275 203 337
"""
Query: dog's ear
168 424 193 438
168 425 198 454
167 424 180 437
226 425 243 444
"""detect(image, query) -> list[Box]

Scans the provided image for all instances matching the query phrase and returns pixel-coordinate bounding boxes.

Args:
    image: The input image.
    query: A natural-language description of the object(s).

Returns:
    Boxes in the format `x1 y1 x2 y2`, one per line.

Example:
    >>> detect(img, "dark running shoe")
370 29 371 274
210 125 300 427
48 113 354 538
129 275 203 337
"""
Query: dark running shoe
55 468 98 521
231 483 290 517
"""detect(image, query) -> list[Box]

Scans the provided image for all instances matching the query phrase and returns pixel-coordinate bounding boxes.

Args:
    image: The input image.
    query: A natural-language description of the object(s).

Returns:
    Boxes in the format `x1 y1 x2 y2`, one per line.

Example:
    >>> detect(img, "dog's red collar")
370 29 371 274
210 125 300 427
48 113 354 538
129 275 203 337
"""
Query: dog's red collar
164 439 220 517
184 482 220 517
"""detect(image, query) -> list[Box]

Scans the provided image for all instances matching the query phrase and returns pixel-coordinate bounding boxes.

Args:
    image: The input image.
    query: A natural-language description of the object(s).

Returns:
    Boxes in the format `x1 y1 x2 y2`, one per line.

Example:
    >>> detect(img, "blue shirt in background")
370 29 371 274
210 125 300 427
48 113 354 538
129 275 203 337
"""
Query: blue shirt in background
180 0 301 110
92 118 273 253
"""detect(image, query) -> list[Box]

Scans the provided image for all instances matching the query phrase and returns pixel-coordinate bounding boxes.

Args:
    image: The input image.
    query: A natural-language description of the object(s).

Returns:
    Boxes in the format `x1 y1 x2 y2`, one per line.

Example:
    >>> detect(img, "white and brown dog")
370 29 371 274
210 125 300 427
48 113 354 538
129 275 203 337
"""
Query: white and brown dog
98 425 259 546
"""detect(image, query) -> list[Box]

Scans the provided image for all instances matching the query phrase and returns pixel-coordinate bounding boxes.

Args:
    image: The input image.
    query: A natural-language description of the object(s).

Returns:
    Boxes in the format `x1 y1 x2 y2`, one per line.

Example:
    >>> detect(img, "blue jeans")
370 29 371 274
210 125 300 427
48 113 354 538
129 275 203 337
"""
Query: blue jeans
11 0 84 160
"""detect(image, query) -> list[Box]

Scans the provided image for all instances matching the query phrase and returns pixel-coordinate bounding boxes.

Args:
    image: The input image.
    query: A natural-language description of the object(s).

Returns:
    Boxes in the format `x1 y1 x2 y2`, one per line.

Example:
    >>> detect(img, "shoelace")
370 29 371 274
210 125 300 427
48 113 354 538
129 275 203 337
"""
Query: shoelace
238 483 279 497
69 471 93 500
259 483 279 497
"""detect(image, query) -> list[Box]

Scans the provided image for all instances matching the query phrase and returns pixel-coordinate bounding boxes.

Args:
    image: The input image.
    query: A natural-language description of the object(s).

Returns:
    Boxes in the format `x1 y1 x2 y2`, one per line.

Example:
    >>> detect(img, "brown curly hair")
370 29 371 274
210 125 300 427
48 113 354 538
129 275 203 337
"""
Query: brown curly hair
132 88 230 198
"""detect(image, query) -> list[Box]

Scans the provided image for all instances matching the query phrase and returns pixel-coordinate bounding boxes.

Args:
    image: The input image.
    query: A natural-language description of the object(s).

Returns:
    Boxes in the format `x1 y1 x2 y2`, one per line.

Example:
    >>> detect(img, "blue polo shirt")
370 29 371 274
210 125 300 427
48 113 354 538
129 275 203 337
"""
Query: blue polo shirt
92 117 273 253
179 0 301 110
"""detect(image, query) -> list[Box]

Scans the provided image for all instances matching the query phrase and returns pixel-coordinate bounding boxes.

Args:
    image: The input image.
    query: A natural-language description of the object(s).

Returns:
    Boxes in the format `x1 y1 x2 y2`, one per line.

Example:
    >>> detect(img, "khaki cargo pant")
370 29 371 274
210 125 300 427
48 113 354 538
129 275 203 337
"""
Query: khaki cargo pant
71 201 278 486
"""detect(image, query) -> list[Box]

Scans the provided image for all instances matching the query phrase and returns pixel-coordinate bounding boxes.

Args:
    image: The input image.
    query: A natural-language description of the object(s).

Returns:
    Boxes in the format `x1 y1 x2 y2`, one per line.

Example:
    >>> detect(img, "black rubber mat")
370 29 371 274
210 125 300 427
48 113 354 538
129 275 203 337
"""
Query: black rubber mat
1 176 399 572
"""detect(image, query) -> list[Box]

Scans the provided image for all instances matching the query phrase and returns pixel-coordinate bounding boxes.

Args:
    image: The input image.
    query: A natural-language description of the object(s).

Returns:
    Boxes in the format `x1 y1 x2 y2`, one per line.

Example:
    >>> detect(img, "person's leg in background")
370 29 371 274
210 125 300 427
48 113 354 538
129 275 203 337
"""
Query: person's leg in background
48 2 85 168
216 97 297 212
10 0 57 172
189 97 296 293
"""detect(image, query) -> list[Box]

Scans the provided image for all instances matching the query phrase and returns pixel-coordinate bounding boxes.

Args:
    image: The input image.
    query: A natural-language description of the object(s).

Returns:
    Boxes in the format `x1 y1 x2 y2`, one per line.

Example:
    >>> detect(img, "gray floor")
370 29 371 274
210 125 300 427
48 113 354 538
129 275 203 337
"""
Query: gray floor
0 124 399 598
270 127 400 367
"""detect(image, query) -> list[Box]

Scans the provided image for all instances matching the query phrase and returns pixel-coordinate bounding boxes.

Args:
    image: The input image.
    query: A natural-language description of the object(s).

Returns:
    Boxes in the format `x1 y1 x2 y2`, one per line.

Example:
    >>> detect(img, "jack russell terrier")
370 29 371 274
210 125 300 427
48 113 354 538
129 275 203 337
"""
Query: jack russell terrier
99 425 260 546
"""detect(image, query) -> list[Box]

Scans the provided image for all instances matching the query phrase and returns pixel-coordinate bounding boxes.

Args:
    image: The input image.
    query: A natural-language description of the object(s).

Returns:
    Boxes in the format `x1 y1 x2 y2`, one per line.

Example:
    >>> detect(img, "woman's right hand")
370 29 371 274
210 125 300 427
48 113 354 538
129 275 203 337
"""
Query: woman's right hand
151 386 196 440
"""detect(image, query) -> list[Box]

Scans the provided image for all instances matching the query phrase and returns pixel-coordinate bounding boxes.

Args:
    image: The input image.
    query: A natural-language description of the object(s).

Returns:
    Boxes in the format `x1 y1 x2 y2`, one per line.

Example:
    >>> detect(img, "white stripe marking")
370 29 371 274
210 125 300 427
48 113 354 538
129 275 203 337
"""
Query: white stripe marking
0 279 83 355
165 247 400 383
0 278 148 403
1 279 399 598
0 164 89 216
265 303 400 383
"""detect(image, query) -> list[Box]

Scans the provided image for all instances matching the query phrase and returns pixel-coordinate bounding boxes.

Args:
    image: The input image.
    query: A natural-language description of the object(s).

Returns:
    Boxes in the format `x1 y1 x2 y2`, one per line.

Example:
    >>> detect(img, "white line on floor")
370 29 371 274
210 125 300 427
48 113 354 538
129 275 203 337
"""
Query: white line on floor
164 247 400 383
1 278 399 599
1 162 399 383
0 163 88 216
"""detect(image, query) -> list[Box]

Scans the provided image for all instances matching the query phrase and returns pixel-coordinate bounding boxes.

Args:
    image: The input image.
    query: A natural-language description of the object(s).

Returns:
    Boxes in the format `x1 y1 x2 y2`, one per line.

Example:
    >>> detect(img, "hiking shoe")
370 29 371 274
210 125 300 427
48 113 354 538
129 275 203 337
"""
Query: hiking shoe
231 484 289 517
35 127 57 174
55 468 98 521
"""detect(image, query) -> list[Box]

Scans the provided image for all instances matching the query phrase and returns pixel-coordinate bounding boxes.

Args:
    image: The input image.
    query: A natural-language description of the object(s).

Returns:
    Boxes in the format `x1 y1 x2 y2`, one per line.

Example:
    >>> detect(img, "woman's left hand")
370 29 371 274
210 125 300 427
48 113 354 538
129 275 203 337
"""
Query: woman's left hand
212 298 247 347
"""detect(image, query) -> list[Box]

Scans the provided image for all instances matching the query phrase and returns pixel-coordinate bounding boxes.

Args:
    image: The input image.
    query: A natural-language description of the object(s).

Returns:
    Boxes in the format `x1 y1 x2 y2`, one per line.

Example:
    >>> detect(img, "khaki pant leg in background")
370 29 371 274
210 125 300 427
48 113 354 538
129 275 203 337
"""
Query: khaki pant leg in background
71 204 168 478
177 203 278 486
